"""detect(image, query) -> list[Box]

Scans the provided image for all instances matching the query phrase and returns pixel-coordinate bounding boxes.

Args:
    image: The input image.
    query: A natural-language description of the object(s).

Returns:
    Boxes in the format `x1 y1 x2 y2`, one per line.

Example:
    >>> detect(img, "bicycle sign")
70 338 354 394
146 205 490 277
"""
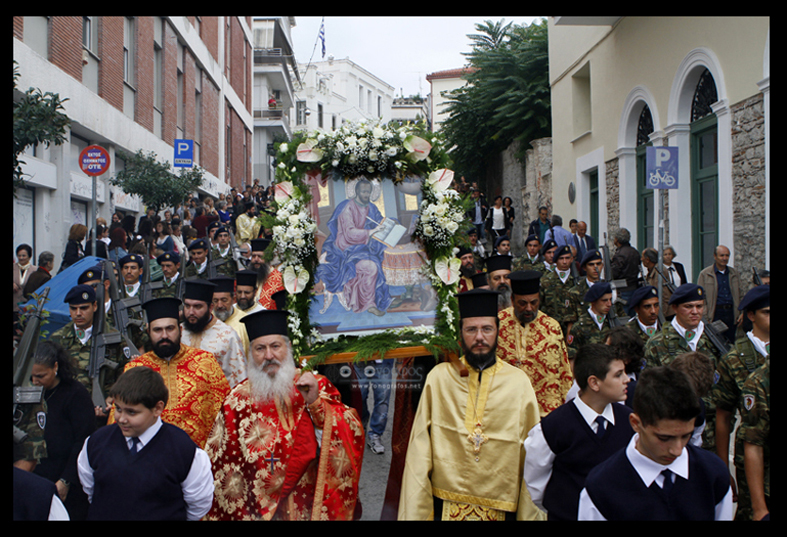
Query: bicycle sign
646 146 678 189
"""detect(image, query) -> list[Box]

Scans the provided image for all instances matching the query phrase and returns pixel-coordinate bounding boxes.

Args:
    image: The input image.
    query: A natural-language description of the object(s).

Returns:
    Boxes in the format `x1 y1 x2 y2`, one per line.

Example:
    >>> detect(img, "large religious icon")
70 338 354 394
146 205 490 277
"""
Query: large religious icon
310 175 437 337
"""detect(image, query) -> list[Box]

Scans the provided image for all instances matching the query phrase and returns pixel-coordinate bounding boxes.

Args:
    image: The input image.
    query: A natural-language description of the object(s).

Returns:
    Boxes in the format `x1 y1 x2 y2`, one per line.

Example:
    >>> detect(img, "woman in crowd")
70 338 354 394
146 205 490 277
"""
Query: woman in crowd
60 224 87 272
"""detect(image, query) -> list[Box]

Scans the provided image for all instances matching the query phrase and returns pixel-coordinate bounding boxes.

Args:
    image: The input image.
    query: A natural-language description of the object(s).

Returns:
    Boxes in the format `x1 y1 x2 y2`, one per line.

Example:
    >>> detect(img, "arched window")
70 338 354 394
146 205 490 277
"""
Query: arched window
691 68 718 122
636 104 655 250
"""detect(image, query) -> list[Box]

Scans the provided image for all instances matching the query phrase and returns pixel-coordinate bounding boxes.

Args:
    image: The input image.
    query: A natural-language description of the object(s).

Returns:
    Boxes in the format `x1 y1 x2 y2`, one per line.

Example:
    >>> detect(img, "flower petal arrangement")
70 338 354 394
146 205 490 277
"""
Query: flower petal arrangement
266 120 469 368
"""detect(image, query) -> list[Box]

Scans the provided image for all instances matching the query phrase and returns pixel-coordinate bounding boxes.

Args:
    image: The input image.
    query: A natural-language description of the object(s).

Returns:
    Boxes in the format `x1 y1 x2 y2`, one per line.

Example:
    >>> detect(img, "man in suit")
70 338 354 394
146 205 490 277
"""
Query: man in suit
573 221 596 275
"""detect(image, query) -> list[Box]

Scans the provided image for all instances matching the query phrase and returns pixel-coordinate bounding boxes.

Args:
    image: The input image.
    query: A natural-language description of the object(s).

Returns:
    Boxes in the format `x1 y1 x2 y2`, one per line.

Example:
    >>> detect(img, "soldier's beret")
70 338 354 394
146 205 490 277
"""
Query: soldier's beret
584 281 612 303
214 226 230 236
119 254 144 268
207 221 222 231
241 310 289 341
629 285 658 309
541 239 557 255
580 250 603 266
524 234 540 246
457 289 499 320
494 235 510 250
157 251 181 265
668 283 705 305
64 284 96 305
78 265 105 284
188 238 209 251
553 245 572 259
738 284 769 312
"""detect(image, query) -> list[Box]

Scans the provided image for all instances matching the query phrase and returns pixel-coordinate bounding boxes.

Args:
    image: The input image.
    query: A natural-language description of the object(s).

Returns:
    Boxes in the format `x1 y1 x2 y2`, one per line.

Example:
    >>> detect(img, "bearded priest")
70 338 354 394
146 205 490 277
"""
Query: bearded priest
398 289 544 520
204 310 365 520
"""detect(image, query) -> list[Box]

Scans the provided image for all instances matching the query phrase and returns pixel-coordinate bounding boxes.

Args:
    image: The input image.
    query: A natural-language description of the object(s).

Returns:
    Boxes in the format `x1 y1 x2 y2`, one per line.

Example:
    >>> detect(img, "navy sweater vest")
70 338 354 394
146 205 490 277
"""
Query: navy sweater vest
584 443 730 520
86 423 196 520
540 401 634 520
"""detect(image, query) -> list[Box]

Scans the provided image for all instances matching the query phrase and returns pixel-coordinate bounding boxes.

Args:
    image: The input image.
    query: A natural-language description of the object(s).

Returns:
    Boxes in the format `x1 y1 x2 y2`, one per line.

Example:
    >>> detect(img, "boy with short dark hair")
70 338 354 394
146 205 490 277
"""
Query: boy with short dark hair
524 343 633 520
578 366 733 520
77 366 214 520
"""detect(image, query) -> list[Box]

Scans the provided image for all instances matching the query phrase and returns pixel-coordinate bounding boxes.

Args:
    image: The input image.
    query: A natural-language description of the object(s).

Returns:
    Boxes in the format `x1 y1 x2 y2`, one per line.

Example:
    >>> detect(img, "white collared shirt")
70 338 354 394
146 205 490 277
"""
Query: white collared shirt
746 331 769 357
578 434 733 520
77 417 215 520
671 317 704 351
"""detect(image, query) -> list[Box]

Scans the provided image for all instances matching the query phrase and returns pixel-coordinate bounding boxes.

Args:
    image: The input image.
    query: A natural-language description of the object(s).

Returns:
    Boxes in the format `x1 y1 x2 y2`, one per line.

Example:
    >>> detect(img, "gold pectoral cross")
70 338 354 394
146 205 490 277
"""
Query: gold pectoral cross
467 423 488 461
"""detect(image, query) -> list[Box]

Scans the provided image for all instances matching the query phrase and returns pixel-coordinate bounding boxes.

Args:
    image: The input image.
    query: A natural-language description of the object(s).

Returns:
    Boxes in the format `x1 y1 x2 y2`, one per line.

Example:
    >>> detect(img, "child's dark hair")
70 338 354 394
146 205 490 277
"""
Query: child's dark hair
633 366 701 426
605 325 645 375
574 343 620 390
669 351 715 399
109 366 169 409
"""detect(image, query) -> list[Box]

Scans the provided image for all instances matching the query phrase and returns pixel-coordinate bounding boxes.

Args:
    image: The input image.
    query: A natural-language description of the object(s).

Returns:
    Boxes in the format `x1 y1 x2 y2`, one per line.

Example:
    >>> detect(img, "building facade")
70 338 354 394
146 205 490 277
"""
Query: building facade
291 56 395 134
13 16 253 268
547 16 769 282
425 67 475 132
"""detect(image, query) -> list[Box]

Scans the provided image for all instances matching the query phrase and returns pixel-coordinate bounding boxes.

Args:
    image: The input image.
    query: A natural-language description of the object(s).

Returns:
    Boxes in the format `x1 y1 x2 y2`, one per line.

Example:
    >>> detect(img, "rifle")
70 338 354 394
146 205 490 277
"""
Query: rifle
206 241 220 280
752 266 763 286
227 229 249 271
13 288 50 444
103 258 142 357
600 233 628 327
88 264 122 409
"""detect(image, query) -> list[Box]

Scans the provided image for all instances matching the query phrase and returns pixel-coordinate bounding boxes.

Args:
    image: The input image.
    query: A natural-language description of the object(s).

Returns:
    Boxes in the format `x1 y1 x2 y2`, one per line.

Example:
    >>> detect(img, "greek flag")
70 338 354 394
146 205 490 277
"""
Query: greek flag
319 18 325 58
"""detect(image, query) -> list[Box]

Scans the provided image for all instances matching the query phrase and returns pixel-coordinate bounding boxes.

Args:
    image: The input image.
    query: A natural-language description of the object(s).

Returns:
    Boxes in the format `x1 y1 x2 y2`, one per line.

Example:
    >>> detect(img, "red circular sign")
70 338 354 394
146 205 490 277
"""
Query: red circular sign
79 145 111 176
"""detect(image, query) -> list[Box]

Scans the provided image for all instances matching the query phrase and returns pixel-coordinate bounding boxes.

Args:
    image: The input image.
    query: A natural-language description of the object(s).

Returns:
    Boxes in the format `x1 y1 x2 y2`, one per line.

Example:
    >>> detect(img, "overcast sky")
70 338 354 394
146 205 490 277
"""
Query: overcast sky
290 16 545 98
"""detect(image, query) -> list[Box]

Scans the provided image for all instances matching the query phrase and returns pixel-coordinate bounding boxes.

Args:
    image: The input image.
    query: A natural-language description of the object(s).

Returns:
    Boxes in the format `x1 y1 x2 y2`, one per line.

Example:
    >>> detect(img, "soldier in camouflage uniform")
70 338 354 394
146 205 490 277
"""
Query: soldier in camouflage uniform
712 285 769 520
740 356 770 521
49 285 128 411
567 281 613 361
573 250 604 301
511 234 542 272
643 284 725 454
154 251 182 299
539 245 581 339
184 238 210 280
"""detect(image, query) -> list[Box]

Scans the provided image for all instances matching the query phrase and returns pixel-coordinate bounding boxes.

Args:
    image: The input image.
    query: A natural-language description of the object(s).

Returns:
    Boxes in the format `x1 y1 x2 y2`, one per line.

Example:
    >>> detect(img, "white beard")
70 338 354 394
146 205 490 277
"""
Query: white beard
246 348 297 403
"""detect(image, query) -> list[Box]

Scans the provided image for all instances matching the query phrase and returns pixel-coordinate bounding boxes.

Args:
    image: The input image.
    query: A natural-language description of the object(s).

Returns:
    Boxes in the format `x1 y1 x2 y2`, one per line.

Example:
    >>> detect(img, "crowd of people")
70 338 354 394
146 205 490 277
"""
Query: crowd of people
12 179 769 521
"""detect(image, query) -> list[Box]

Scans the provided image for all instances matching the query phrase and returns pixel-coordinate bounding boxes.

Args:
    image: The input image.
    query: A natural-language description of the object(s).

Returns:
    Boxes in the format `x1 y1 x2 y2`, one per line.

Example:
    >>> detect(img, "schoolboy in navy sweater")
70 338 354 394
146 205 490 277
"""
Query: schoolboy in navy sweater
77 366 214 520
524 343 633 520
578 366 733 520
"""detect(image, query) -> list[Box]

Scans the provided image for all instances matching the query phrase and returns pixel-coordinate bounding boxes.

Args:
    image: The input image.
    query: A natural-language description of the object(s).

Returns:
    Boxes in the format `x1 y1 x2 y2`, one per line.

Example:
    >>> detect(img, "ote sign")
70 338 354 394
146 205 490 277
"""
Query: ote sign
174 139 194 167
79 145 110 176
646 146 678 189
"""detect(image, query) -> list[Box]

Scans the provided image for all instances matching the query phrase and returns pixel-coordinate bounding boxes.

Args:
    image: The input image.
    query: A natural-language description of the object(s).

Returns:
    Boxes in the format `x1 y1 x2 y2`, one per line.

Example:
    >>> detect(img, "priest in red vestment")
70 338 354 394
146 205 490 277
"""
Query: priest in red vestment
205 309 365 520
107 297 231 449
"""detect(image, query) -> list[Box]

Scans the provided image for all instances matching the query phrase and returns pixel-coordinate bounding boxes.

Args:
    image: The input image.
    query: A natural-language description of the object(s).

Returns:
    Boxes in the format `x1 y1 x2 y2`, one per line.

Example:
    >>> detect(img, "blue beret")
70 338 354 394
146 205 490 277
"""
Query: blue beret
119 254 144 267
580 249 603 266
553 245 572 259
494 235 510 249
541 239 557 255
64 284 96 305
188 238 209 251
584 281 612 303
668 283 705 305
78 265 105 284
629 285 659 309
524 234 540 246
738 284 769 312
157 251 181 265
215 225 230 236
207 220 221 231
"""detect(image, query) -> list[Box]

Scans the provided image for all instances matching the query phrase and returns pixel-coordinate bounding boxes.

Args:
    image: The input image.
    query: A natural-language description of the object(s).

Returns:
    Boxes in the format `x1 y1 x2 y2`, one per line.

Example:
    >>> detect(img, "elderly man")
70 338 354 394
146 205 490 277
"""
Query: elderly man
108 297 230 448
697 245 742 344
399 289 543 520
205 309 364 520
485 255 512 310
496 271 573 417
209 275 250 355
180 280 247 388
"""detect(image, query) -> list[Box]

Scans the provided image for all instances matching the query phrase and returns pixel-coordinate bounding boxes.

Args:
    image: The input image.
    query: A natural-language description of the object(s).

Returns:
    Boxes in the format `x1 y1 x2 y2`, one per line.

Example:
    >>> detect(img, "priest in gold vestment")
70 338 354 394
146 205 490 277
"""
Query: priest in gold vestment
399 289 543 520
496 271 573 417
107 297 230 449
205 310 364 520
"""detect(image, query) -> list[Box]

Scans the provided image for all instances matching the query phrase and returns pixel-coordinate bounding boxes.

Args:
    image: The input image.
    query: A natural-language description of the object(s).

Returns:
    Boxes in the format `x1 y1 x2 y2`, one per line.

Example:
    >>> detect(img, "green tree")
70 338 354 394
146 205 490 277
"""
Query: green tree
13 61 70 195
441 18 551 183
110 149 205 214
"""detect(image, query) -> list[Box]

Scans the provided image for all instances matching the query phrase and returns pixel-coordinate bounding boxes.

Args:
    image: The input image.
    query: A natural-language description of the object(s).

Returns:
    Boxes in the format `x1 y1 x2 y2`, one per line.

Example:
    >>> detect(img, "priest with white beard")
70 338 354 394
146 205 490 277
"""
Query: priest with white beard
180 279 247 388
204 310 365 520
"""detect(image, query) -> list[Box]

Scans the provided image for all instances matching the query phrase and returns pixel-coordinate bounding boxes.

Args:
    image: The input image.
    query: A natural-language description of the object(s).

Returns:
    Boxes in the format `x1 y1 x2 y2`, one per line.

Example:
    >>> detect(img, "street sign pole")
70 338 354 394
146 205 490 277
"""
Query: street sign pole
79 145 111 258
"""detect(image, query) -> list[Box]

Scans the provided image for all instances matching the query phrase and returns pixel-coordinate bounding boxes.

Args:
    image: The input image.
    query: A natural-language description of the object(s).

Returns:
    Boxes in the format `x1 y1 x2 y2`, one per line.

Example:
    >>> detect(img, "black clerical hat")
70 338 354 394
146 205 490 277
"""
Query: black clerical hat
250 238 271 253
457 289 499 319
209 275 235 294
183 279 216 304
470 271 489 289
508 270 542 296
272 290 288 310
241 309 289 341
235 269 258 289
142 297 181 322
485 255 511 274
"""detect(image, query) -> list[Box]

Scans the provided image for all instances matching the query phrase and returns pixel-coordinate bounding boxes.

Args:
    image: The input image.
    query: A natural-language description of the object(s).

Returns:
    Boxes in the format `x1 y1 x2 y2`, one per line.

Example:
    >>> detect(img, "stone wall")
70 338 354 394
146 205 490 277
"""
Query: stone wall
605 157 620 246
520 137 553 254
731 93 767 292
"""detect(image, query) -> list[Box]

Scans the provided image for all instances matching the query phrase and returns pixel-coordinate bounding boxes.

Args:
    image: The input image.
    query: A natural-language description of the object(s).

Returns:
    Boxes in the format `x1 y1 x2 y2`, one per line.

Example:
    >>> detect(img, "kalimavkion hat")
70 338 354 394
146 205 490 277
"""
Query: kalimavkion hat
142 297 181 323
457 289 499 320
183 279 216 304
241 309 289 341
507 271 542 296
209 275 235 294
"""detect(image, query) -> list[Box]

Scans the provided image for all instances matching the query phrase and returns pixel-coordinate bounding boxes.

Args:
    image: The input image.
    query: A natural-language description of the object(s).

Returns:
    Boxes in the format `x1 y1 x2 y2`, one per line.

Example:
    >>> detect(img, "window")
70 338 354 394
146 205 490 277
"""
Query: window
572 62 591 138
636 104 655 250
589 169 599 241
296 101 307 125
318 103 324 129
123 17 135 86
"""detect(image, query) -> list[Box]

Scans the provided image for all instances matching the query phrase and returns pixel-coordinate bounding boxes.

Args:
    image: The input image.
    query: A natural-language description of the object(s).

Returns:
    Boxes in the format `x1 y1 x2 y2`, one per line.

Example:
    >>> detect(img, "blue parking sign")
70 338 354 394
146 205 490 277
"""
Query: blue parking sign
174 139 194 167
646 146 678 189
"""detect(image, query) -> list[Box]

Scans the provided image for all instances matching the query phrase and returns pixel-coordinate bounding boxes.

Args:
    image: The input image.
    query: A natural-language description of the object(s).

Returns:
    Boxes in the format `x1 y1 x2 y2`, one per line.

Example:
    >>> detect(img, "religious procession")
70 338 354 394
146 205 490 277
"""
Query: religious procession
13 16 769 522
